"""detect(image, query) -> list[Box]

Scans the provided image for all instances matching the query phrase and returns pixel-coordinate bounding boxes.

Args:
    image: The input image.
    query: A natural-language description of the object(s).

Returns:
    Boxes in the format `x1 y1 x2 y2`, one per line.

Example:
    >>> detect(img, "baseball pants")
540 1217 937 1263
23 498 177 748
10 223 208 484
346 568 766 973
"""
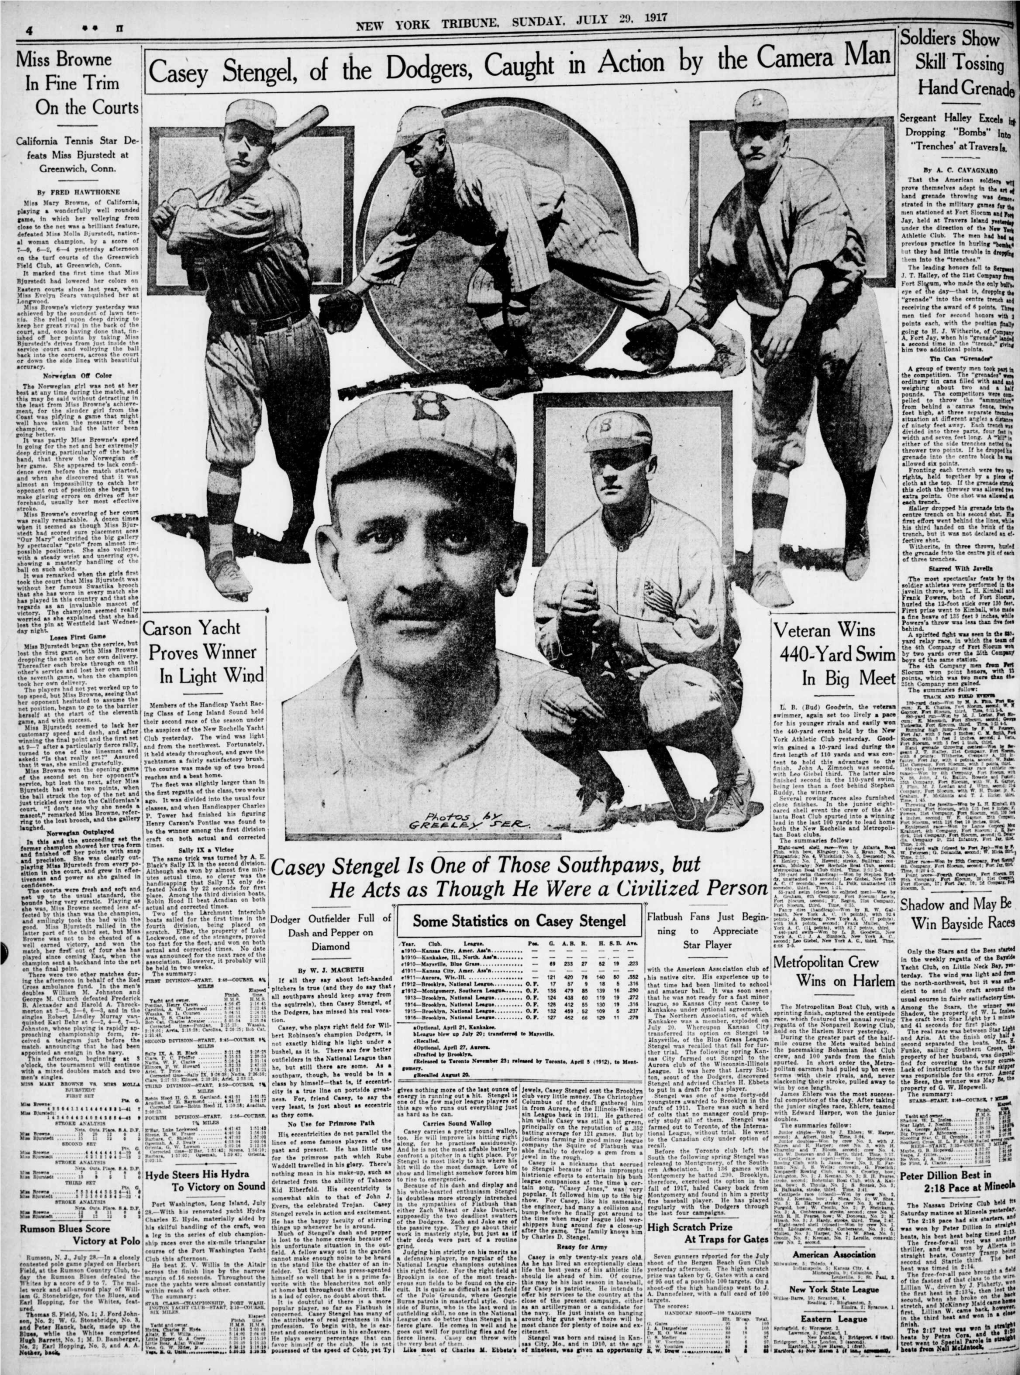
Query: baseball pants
205 312 330 477
466 185 673 319
751 284 893 476
512 661 742 754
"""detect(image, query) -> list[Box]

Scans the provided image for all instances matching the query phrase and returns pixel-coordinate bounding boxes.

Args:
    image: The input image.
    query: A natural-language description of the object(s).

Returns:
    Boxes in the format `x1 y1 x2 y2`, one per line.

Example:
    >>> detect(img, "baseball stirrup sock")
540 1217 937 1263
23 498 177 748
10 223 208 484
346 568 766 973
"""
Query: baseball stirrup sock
751 468 789 571
284 470 318 545
841 467 876 536
207 465 242 557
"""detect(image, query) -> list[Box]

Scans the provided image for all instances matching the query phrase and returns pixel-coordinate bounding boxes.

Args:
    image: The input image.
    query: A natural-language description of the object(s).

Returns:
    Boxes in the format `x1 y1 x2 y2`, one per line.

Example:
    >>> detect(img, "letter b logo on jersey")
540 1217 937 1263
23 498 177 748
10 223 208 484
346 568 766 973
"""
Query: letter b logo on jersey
412 391 450 423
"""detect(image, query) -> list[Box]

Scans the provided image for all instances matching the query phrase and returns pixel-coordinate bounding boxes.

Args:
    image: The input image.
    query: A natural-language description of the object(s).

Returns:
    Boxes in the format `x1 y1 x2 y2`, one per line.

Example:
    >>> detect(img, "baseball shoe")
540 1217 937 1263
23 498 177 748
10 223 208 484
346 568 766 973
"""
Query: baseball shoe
704 766 755 833
479 369 543 402
205 550 252 602
275 542 311 565
565 794 612 832
561 775 625 833
843 518 870 581
751 564 793 609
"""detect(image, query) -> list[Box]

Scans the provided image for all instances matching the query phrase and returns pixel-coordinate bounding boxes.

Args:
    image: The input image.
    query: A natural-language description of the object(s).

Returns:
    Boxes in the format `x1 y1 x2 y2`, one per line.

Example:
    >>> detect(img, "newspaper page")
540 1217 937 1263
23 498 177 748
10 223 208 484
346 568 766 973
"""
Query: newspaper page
2 1 1017 1370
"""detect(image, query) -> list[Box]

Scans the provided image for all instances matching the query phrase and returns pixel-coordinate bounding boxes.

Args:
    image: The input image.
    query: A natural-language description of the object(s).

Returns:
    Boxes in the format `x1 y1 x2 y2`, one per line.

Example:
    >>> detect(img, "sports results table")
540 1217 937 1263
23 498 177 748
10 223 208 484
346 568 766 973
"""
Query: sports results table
398 938 642 1022
394 905 646 1080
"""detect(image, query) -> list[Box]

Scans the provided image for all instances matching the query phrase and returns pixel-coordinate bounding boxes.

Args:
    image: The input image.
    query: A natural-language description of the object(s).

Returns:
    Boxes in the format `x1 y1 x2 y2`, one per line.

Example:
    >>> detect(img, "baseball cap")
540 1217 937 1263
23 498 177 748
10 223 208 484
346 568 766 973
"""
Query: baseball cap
325 390 516 490
733 89 789 124
393 105 446 149
584 410 653 453
224 98 277 134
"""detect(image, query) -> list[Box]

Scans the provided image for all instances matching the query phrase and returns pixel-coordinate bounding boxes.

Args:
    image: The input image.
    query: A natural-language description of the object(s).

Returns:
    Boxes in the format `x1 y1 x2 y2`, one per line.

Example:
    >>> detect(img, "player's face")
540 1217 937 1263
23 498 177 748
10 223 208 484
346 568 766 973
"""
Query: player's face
221 121 272 182
318 471 526 682
731 122 789 175
403 131 446 178
590 448 655 515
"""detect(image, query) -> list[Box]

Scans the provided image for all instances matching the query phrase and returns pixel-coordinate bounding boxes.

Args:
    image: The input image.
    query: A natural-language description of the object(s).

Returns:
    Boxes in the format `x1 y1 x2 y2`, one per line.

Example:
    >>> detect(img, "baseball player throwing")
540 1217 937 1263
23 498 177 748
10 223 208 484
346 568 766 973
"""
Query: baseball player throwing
630 89 893 608
532 410 757 832
151 99 330 602
318 106 745 400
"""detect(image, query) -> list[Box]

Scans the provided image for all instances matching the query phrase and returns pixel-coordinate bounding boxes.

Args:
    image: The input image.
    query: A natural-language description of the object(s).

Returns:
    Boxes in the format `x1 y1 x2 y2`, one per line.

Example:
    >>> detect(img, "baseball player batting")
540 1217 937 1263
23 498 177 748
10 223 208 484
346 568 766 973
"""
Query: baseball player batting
318 105 746 400
151 98 331 602
629 88 893 609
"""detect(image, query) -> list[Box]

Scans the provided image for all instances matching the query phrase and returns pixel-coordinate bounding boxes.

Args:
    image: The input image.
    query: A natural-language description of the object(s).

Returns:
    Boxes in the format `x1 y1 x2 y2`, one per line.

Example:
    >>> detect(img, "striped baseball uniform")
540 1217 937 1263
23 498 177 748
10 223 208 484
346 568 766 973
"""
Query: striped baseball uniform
676 156 892 475
359 142 673 319
282 650 592 837
167 165 330 474
532 499 742 753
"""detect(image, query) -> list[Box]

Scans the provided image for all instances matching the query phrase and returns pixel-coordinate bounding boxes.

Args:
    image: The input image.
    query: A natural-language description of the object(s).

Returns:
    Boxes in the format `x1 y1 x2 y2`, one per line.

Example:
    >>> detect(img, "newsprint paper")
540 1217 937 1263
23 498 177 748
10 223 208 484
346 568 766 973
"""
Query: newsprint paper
1 0 1017 1369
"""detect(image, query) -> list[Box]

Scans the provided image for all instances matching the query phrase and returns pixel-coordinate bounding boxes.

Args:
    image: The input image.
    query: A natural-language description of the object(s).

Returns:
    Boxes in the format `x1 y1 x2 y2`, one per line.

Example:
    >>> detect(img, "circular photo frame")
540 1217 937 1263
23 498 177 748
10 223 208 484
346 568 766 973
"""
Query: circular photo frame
357 98 640 373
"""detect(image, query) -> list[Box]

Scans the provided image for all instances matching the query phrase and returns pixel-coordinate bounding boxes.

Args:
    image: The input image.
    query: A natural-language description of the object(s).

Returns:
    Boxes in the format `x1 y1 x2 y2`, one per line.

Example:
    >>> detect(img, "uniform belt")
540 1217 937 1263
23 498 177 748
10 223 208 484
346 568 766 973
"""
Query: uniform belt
213 307 309 335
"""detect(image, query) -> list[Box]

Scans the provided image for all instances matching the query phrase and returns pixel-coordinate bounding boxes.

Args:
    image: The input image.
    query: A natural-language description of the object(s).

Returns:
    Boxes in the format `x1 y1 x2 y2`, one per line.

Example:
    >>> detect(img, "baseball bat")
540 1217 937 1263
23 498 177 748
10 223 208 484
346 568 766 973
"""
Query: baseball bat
597 643 700 829
195 104 329 201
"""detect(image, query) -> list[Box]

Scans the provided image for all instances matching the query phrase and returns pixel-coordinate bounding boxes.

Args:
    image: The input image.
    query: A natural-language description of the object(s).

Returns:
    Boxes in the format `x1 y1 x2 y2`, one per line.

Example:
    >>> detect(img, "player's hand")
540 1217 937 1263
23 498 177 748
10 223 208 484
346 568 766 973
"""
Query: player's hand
152 187 198 237
151 202 175 236
594 605 620 641
712 326 747 379
560 580 599 627
756 298 807 366
542 677 607 725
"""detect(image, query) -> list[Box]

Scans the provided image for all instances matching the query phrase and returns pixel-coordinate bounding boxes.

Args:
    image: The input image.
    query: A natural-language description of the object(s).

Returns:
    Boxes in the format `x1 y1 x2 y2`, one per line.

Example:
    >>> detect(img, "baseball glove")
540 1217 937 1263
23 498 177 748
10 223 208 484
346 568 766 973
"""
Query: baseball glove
623 317 678 373
318 287 364 334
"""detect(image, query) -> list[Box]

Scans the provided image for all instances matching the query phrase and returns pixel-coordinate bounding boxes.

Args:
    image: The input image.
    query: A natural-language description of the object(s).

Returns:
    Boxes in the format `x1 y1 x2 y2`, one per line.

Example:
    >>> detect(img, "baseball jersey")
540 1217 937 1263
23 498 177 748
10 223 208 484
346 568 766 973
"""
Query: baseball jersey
535 499 739 688
167 165 312 320
359 144 566 297
677 156 866 326
283 651 587 836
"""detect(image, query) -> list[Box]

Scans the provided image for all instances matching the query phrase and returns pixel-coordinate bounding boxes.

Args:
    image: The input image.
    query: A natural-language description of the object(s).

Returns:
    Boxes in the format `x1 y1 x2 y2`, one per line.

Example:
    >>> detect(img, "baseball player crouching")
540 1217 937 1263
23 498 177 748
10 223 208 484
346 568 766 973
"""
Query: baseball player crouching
152 99 331 602
533 410 757 833
629 89 893 608
318 106 745 399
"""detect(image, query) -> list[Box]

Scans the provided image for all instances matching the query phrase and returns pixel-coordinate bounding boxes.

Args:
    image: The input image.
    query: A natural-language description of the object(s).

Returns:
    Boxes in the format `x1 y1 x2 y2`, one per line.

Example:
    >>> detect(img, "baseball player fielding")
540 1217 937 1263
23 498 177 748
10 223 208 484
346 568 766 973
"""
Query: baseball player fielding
318 105 745 400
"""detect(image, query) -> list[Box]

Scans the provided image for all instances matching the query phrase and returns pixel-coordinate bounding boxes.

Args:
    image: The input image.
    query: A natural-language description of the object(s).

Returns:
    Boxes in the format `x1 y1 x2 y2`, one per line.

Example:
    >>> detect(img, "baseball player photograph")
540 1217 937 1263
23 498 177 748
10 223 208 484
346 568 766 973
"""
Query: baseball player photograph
532 409 758 833
317 102 744 399
151 99 331 603
628 88 893 610
282 389 626 838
